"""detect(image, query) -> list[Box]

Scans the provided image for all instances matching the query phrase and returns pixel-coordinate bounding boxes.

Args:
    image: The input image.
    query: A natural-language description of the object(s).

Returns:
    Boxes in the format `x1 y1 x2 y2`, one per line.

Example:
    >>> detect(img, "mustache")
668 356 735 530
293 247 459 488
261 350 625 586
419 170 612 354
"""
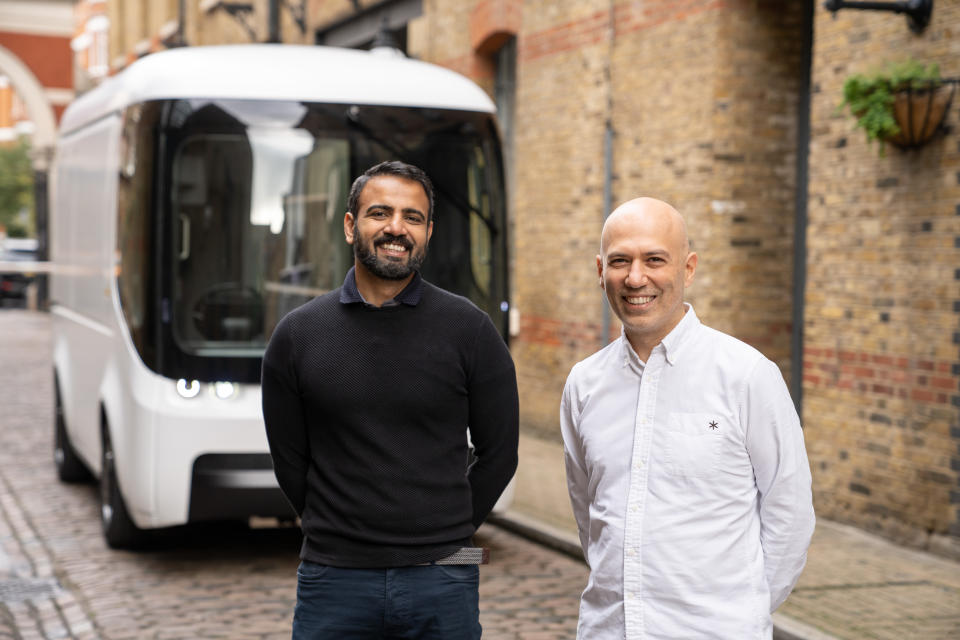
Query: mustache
374 233 414 251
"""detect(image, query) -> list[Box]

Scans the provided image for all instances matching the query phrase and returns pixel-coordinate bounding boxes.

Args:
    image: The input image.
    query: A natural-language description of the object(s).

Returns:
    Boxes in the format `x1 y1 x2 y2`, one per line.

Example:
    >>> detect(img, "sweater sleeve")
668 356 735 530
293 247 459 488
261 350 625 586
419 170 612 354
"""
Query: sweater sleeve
261 318 310 515
466 313 520 528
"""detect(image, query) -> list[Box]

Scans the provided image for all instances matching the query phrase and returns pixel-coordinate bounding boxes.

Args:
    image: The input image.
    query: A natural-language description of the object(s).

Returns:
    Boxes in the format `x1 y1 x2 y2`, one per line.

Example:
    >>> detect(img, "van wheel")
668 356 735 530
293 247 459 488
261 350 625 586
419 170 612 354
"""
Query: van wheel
100 427 146 549
54 375 90 483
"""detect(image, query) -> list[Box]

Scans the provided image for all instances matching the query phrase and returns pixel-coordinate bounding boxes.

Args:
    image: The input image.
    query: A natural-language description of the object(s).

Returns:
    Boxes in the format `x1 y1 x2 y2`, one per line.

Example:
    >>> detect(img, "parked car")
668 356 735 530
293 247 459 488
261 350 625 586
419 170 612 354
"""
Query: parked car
0 237 38 304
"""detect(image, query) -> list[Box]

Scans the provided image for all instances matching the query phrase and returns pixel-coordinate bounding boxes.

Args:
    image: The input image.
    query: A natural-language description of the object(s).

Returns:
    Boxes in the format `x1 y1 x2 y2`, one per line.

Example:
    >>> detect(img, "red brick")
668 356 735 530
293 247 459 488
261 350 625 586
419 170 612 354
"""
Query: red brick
930 377 957 390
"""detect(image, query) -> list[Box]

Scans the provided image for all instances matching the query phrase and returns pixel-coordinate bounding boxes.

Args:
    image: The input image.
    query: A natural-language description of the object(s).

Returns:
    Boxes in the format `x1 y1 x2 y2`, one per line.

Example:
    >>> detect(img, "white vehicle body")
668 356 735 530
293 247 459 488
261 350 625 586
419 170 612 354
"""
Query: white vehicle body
50 44 512 546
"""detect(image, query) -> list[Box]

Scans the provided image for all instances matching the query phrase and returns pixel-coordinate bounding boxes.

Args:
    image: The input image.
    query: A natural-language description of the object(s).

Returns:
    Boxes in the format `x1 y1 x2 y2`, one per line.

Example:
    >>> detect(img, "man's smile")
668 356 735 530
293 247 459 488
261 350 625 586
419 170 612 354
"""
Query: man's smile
378 242 410 256
625 295 655 305
373 235 414 261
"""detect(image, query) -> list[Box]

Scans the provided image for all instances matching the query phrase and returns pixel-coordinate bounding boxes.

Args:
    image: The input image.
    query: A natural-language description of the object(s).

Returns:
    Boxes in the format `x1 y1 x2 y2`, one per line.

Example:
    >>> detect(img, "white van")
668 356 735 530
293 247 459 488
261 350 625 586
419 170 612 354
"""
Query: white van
50 44 512 548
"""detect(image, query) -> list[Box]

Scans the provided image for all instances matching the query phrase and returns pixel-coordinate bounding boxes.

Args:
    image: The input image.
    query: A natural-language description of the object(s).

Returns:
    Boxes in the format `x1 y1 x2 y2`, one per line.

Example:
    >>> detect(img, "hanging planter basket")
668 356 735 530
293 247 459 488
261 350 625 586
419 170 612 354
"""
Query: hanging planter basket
886 81 957 148
840 60 958 155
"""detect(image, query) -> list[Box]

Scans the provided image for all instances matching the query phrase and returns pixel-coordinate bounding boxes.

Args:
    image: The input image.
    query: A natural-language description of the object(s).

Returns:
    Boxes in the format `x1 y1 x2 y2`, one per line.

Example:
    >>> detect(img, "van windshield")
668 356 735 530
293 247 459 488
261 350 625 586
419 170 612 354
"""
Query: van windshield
133 99 506 379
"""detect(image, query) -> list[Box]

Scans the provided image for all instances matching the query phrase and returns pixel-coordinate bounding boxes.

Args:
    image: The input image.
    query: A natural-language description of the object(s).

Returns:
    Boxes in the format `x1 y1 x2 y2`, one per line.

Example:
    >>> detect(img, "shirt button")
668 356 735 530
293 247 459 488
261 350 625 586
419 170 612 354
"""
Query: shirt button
627 548 637 557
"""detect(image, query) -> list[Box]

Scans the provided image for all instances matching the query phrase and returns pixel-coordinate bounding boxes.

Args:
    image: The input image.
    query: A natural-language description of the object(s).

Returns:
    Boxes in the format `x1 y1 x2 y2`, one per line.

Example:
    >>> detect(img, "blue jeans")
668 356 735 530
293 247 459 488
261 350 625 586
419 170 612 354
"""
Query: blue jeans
292 561 482 639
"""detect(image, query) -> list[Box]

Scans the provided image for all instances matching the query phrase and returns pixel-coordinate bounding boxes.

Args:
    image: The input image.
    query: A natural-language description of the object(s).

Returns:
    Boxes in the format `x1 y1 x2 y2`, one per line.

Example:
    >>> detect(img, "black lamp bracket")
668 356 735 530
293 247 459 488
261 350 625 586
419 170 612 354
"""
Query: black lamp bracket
219 2 257 41
823 0 933 34
282 0 307 35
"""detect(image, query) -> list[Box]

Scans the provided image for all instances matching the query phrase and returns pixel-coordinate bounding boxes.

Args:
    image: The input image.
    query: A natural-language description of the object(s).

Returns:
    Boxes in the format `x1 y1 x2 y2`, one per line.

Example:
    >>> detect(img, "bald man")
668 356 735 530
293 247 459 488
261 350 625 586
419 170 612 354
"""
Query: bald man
560 198 815 639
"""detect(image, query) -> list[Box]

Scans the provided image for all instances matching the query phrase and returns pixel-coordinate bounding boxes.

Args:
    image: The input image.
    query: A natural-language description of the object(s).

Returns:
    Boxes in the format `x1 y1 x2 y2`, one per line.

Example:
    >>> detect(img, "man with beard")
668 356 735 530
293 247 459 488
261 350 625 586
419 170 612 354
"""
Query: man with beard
262 161 519 639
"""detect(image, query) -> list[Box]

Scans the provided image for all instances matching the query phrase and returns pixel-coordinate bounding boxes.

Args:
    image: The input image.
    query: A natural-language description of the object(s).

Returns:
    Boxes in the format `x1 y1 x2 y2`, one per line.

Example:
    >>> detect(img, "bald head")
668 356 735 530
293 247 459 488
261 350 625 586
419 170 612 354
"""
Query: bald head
601 197 690 256
596 197 697 359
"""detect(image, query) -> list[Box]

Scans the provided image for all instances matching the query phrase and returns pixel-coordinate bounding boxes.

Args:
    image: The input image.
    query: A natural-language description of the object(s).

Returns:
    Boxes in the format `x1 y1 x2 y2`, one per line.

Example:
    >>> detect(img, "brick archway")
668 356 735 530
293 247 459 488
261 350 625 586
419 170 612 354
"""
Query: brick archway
0 0 73 169
470 0 521 55
0 44 56 167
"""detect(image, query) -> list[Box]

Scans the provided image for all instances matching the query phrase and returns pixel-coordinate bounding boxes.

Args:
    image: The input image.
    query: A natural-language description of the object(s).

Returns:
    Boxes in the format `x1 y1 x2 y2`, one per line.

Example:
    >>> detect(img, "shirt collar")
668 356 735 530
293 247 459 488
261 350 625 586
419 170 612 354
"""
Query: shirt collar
621 303 700 368
658 303 699 365
339 266 424 307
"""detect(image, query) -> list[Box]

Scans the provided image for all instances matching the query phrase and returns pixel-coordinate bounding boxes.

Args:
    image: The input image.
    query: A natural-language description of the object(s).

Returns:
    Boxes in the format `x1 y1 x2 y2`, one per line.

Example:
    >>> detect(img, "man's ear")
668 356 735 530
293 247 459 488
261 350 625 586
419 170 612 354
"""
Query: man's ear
596 255 604 289
344 212 355 245
426 219 434 244
684 251 698 287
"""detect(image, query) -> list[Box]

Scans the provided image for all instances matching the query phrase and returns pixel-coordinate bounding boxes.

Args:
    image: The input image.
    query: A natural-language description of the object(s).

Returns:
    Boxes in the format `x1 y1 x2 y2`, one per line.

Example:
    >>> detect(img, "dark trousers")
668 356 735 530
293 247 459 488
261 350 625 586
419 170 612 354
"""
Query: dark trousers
292 561 482 639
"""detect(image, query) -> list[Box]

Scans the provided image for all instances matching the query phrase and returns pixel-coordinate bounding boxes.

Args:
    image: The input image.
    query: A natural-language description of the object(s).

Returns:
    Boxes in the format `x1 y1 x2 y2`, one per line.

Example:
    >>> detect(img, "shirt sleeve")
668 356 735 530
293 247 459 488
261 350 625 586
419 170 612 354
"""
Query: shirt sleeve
560 371 591 563
261 318 310 516
466 313 519 528
742 358 816 612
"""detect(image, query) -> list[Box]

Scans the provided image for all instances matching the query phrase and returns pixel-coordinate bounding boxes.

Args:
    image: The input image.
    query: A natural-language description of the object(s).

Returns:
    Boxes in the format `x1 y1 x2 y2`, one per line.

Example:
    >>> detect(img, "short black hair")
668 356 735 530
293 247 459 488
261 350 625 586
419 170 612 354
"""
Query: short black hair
347 161 435 223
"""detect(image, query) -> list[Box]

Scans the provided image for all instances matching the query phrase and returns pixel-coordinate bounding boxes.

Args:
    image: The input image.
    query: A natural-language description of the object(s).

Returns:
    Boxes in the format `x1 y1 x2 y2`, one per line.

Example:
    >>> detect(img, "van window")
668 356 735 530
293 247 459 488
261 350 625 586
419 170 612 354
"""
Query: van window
118 98 506 382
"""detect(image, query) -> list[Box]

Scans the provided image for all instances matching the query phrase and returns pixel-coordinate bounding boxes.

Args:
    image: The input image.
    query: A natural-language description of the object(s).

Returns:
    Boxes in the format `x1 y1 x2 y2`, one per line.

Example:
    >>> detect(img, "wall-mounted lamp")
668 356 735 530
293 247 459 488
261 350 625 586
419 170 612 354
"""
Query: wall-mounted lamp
282 0 307 35
823 0 933 34
201 0 258 41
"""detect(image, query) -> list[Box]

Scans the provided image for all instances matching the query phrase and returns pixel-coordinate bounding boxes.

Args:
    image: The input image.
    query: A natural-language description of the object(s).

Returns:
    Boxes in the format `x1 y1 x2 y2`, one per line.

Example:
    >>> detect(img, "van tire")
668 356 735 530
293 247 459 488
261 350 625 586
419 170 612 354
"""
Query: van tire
54 374 90 483
100 425 147 549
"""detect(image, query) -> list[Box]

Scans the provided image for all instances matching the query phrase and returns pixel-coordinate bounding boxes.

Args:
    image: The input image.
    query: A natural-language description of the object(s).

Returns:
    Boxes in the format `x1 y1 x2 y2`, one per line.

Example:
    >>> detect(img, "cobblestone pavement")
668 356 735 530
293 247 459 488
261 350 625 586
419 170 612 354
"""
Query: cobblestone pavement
7 309 960 640
0 310 587 639
776 519 960 640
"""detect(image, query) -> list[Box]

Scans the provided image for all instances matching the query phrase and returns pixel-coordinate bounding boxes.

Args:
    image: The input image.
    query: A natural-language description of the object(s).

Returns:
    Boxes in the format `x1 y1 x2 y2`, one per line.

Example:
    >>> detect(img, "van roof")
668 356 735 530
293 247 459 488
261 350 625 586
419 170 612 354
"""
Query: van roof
59 44 495 134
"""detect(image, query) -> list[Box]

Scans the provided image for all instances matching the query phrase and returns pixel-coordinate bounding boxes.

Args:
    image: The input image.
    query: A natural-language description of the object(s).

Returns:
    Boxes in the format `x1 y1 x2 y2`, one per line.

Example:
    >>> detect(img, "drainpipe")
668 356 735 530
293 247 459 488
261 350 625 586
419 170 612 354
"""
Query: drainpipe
33 153 50 310
790 0 815 417
600 0 616 348
178 0 185 45
268 0 280 43
601 121 614 346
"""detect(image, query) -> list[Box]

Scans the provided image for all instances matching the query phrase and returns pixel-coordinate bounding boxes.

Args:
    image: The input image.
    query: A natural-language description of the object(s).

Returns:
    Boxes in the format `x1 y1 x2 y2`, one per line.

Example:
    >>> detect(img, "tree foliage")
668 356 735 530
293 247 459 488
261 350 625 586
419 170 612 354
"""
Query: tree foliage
0 138 35 237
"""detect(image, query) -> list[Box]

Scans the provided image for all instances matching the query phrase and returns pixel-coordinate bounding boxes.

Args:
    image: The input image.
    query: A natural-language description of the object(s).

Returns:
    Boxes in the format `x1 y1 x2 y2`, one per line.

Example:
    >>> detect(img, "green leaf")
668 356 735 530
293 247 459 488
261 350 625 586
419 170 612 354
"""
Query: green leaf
0 137 36 237
838 59 942 155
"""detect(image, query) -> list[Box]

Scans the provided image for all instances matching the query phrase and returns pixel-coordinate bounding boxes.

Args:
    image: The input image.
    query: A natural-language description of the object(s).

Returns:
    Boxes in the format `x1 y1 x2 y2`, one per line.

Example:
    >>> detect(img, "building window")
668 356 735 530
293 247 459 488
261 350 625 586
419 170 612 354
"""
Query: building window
87 15 109 78
72 14 109 80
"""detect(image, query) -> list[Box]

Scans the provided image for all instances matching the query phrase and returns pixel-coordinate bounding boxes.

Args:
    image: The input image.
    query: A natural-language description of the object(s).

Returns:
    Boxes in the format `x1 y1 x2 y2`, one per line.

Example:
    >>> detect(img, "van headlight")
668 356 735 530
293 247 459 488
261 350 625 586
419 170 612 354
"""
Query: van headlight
213 381 236 399
176 379 201 398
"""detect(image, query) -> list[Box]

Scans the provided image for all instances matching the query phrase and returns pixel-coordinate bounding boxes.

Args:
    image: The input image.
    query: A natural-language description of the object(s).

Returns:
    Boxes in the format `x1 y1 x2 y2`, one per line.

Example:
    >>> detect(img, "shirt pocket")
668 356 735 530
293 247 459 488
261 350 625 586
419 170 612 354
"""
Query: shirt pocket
665 412 722 478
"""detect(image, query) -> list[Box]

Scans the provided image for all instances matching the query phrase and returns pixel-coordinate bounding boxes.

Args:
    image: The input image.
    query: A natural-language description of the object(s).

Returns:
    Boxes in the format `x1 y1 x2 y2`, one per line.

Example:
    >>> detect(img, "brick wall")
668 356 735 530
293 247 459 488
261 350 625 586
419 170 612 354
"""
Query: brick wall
0 31 73 89
409 1 803 434
414 0 960 556
100 0 960 555
106 0 319 65
806 0 960 556
406 0 806 530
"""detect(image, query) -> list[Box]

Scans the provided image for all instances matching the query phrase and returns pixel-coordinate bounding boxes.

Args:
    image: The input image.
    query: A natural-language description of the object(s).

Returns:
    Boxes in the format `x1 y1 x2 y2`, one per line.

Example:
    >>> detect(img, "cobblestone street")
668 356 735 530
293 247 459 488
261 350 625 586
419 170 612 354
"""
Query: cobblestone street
0 311 587 639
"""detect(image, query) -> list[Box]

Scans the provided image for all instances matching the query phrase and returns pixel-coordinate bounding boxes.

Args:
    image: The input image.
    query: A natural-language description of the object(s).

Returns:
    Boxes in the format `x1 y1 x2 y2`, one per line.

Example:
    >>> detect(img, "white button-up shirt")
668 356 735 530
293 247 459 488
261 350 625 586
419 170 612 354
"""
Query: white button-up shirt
560 305 814 639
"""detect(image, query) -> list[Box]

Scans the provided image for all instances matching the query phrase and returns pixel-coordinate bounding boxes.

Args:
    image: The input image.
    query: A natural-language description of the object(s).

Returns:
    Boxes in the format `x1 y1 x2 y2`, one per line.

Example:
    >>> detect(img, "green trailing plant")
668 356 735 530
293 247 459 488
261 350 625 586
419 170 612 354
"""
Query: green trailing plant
0 137 35 237
840 59 942 153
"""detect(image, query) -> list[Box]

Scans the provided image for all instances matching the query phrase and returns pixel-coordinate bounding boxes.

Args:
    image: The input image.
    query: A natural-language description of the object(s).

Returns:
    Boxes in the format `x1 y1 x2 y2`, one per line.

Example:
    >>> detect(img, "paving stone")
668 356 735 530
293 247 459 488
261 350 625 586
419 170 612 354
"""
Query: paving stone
0 311 586 639
4 309 960 639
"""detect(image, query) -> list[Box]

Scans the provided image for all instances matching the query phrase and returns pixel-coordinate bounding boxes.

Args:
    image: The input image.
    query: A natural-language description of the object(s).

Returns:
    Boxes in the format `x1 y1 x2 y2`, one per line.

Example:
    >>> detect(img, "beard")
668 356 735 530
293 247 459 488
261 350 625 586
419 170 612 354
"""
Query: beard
353 224 429 281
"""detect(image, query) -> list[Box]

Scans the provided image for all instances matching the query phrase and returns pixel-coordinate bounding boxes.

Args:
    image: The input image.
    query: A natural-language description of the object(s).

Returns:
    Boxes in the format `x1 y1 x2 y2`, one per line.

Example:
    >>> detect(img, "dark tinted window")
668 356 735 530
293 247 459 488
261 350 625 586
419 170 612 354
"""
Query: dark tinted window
118 99 507 382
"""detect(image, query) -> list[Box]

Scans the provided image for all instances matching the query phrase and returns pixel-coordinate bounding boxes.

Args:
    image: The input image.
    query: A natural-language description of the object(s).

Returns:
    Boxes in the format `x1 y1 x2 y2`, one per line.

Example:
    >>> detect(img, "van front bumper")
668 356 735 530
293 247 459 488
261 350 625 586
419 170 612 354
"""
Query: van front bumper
188 453 296 522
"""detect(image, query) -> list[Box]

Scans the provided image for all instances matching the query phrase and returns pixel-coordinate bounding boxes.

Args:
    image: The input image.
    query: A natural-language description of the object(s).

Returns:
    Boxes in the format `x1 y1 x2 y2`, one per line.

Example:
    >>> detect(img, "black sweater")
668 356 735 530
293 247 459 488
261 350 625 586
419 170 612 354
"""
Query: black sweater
261 276 519 567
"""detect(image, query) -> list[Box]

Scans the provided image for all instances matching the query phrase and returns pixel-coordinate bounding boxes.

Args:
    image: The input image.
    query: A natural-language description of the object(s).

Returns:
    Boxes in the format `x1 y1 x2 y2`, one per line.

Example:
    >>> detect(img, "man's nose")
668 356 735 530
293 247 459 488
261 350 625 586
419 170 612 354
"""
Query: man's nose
384 213 407 235
624 261 647 288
